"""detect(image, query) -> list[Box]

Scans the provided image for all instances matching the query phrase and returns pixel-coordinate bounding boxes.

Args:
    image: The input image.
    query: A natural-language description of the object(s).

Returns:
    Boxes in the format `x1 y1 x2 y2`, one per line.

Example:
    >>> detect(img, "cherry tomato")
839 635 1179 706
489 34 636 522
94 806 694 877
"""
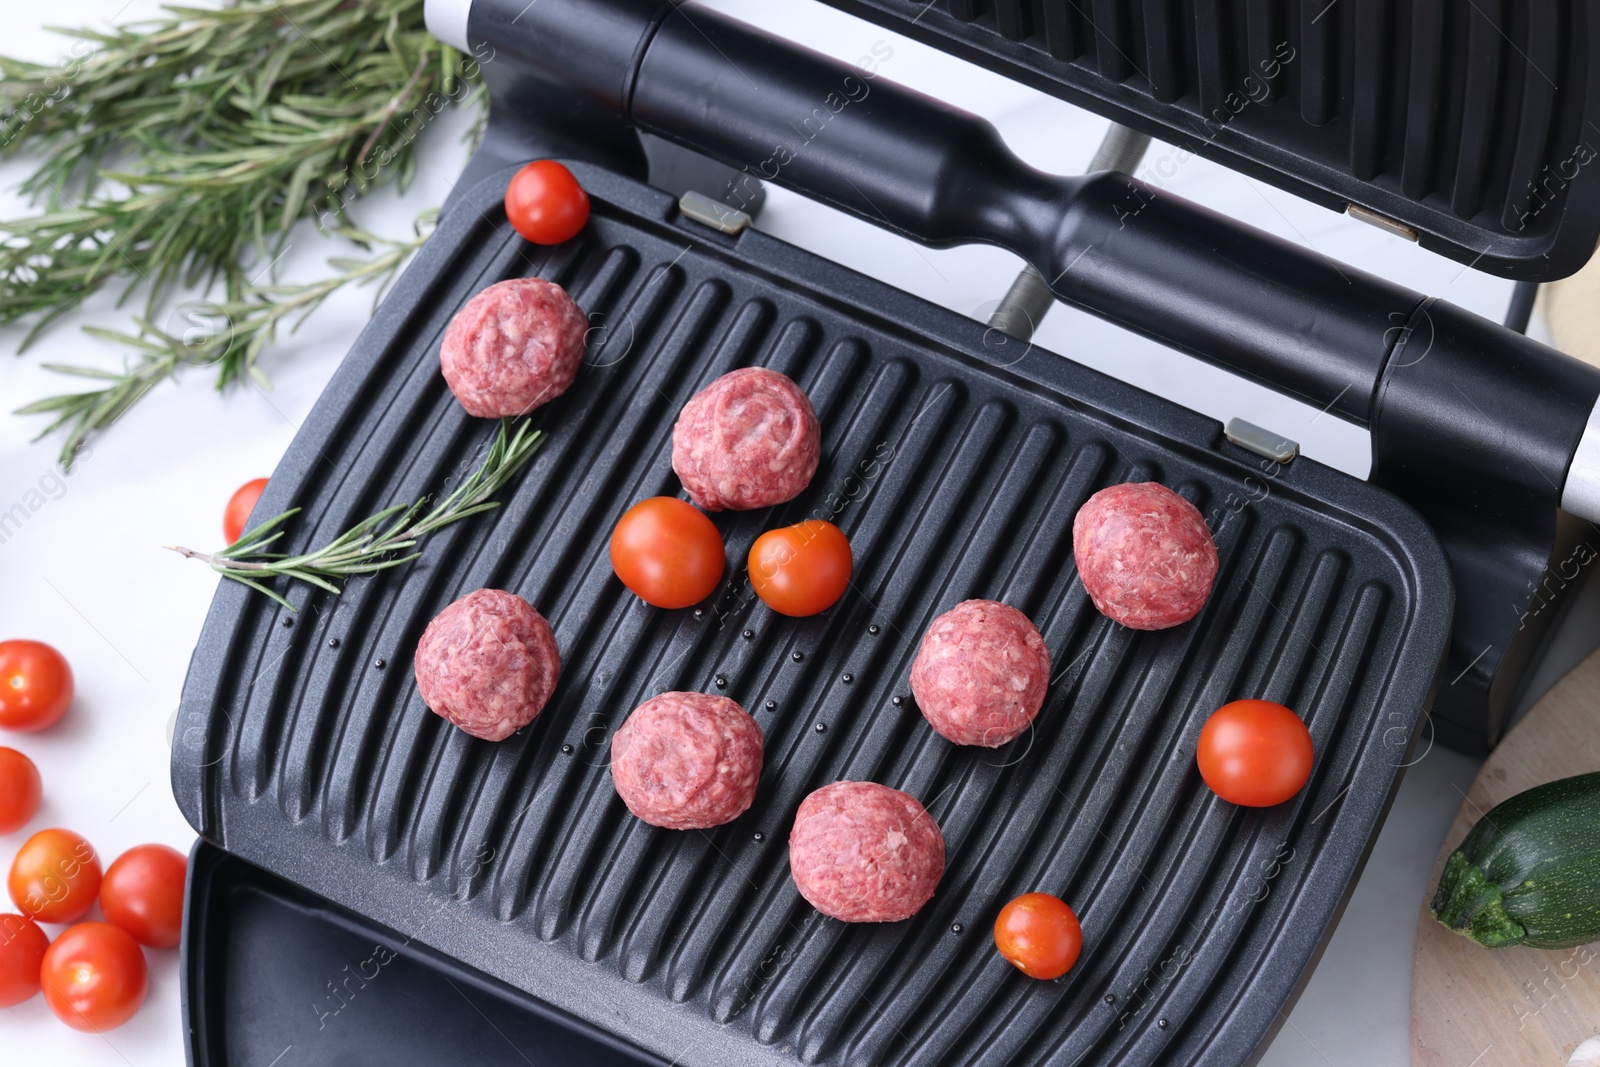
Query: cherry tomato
0 747 41 834
40 922 148 1031
0 639 72 732
0 913 49 1008
505 160 590 245
9 828 102 924
223 476 269 543
1196 699 1314 807
994 892 1083 980
610 497 725 609
747 520 853 617
100 844 187 949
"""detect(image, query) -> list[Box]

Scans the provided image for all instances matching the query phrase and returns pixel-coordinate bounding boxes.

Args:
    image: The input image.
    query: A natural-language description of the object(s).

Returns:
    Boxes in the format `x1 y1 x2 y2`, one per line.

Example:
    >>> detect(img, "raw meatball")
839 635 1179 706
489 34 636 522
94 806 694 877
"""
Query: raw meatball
788 781 945 922
671 367 821 511
1073 482 1218 630
611 692 764 830
440 277 587 417
413 589 560 741
910 600 1050 747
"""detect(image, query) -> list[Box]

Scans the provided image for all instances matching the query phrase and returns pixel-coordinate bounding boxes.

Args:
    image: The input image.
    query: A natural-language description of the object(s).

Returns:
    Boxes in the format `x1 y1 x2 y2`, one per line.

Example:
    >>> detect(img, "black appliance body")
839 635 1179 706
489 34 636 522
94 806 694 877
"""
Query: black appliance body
174 2 1600 1065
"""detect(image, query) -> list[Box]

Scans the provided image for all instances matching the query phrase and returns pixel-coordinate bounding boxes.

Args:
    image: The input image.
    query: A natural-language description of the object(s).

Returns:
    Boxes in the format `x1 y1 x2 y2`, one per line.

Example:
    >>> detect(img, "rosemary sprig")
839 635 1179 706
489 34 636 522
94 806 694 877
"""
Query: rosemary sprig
1 0 485 459
0 0 479 332
15 219 433 468
166 418 546 611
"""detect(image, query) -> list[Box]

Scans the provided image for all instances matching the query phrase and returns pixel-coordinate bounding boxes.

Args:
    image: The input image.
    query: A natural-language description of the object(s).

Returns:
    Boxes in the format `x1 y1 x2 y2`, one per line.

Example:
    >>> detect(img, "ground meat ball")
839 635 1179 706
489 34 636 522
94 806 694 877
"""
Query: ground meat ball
440 277 588 417
1073 482 1219 630
610 693 764 830
413 589 560 742
909 600 1051 747
671 367 821 511
788 781 945 922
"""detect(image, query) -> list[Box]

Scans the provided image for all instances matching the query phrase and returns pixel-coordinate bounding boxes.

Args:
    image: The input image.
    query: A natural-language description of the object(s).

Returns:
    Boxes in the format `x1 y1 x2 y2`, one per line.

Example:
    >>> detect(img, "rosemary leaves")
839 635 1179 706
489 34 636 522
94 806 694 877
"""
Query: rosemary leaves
166 418 545 610
0 0 486 460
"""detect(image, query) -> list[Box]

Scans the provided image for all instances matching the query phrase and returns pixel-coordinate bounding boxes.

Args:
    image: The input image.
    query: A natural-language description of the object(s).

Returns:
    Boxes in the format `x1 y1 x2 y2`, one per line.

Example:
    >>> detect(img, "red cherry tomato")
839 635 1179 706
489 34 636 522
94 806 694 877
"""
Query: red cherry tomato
747 520 853 617
610 497 725 609
223 476 269 543
100 844 187 949
9 828 102 924
40 922 148 1031
994 892 1083 980
0 913 49 1008
0 639 73 732
1196 699 1314 807
0 747 41 834
504 160 590 245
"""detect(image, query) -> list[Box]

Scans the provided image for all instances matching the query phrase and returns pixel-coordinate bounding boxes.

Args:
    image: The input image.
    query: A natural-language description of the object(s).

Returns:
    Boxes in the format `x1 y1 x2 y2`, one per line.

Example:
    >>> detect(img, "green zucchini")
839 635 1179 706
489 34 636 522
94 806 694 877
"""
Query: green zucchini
1431 771 1600 949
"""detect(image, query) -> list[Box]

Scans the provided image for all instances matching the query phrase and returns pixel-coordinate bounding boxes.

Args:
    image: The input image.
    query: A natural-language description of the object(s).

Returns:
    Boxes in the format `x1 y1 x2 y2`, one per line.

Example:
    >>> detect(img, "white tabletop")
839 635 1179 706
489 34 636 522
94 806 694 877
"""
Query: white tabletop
0 1 1536 1063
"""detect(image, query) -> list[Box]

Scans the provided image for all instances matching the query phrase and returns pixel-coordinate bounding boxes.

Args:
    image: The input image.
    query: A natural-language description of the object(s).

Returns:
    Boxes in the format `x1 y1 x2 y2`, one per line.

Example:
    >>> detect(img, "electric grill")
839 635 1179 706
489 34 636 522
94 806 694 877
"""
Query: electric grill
171 3 1600 1065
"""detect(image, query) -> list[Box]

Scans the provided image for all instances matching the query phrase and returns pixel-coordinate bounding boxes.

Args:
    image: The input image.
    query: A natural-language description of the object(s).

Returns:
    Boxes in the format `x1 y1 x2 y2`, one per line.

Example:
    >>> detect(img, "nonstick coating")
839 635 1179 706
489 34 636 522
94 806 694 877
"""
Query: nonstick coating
173 163 1451 1067
811 0 1600 282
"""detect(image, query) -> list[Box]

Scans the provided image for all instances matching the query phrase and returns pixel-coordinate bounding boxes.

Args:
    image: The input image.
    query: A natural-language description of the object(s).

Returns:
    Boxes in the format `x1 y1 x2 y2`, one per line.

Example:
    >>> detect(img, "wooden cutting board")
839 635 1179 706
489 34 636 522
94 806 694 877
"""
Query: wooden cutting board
1543 254 1600 368
1412 647 1600 1067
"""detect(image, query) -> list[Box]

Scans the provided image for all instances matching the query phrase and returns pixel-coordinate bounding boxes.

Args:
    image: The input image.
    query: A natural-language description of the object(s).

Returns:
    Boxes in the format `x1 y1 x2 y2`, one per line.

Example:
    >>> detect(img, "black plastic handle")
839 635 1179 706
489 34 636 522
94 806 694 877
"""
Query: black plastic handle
634 6 1426 426
461 0 1600 513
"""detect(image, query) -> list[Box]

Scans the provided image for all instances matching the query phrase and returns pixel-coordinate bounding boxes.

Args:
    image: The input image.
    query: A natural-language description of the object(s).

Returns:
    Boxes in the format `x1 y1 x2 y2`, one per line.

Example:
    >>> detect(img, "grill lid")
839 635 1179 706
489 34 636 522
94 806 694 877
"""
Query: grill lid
173 163 1452 1067
814 0 1600 281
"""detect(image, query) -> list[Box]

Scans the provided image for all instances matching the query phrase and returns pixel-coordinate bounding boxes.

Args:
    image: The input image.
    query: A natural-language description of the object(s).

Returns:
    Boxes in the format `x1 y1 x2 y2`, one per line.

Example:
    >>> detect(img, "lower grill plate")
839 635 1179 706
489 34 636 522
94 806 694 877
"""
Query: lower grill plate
174 163 1452 1067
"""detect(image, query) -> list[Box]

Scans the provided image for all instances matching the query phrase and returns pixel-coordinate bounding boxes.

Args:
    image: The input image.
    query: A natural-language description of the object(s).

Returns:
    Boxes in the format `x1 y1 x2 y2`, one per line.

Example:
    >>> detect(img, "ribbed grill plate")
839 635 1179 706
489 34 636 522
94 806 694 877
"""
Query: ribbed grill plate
174 164 1451 1067
817 0 1600 281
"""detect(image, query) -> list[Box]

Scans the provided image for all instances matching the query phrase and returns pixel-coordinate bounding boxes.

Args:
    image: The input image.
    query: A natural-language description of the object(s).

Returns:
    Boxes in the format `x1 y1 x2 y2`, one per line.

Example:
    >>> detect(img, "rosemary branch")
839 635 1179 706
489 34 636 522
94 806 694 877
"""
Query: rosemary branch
0 0 478 330
166 417 546 611
15 218 433 467
1 0 486 459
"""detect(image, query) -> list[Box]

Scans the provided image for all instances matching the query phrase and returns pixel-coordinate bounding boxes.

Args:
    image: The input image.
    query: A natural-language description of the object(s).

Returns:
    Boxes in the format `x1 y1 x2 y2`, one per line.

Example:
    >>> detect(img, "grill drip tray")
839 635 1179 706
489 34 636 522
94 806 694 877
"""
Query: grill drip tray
180 841 667 1065
173 163 1451 1067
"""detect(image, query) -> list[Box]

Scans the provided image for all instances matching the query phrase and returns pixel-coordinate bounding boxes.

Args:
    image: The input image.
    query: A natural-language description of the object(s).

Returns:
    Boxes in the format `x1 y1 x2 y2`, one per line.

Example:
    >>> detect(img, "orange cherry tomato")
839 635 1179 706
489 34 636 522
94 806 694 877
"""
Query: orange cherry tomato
0 747 41 834
100 844 187 949
0 913 49 1008
610 497 725 609
504 160 590 245
40 922 148 1031
9 828 102 924
223 476 269 543
747 520 853 617
1196 699 1314 807
994 892 1083 980
0 639 73 732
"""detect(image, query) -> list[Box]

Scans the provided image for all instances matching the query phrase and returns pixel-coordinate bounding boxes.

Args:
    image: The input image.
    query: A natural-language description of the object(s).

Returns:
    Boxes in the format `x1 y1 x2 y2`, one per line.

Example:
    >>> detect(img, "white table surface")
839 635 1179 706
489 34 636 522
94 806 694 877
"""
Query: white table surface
0 1 1552 1063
